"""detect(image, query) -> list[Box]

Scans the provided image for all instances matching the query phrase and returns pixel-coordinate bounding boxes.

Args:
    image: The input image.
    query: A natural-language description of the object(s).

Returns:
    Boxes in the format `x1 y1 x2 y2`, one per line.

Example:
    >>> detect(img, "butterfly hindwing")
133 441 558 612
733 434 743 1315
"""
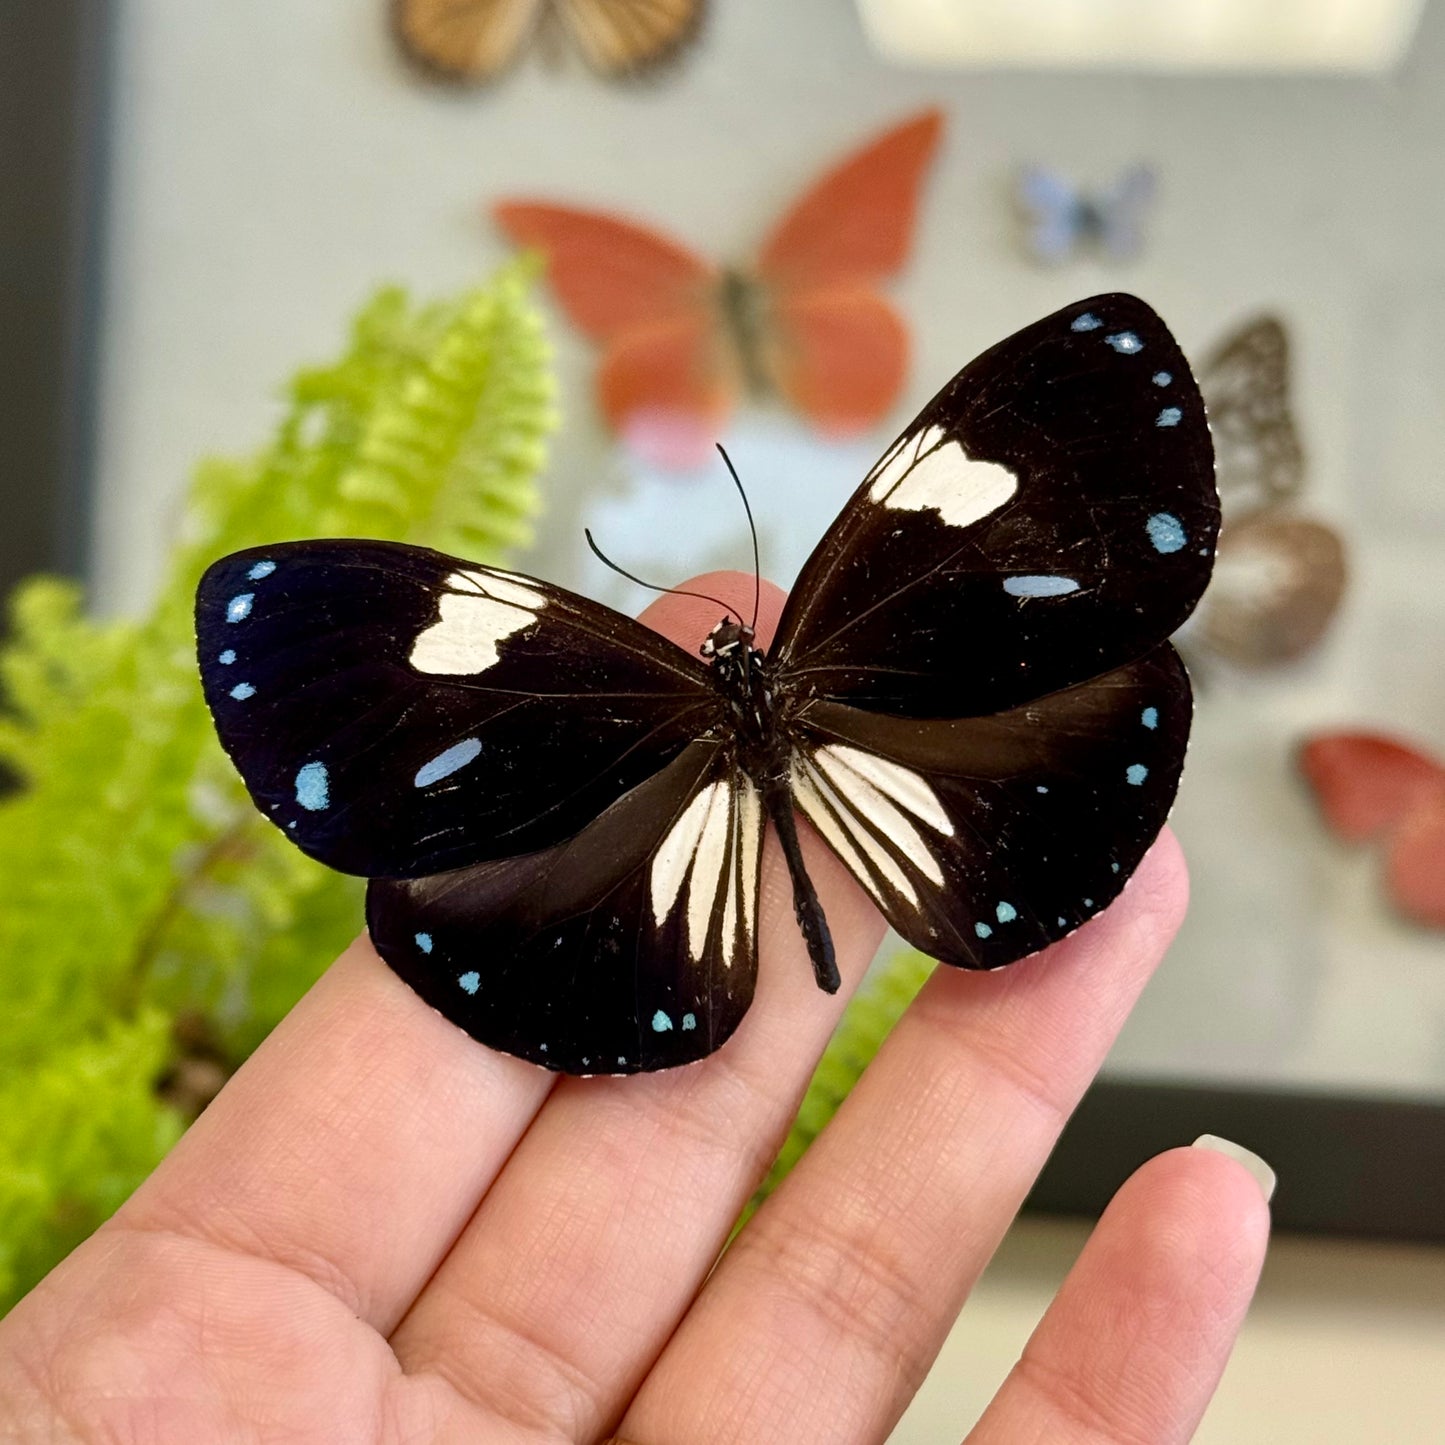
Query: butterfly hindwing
367 741 765 1072
196 540 720 878
1299 732 1445 929
393 0 705 82
771 293 1219 717
790 646 1191 967
763 289 908 436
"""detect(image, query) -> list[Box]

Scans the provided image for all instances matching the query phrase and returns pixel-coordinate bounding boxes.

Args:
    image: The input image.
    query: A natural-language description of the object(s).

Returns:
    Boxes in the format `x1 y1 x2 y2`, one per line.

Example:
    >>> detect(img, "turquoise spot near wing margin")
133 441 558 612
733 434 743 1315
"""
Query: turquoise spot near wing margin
295 761 329 811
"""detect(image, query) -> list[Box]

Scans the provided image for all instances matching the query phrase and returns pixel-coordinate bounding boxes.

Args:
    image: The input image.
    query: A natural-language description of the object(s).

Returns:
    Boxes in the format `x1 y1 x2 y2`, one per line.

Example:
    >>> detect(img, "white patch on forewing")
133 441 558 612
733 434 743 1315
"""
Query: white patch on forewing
650 782 720 927
867 424 1017 530
409 569 546 675
447 569 547 608
814 746 953 837
811 750 945 887
794 756 921 905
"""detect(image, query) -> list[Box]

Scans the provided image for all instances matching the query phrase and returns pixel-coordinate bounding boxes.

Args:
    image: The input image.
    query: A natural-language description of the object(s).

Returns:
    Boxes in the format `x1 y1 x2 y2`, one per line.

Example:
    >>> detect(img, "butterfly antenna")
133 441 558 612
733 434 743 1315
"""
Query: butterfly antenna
584 529 740 623
715 444 761 631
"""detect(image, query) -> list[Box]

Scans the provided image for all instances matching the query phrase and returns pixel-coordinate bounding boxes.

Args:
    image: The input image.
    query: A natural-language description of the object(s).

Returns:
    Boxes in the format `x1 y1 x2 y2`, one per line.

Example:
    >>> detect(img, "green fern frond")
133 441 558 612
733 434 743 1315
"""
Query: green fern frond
0 261 556 1310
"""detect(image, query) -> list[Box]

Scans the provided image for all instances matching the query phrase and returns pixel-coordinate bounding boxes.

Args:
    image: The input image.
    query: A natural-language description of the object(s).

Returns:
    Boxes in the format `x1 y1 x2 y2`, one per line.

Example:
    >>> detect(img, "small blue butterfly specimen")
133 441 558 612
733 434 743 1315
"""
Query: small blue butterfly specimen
196 295 1217 1075
1015 165 1156 266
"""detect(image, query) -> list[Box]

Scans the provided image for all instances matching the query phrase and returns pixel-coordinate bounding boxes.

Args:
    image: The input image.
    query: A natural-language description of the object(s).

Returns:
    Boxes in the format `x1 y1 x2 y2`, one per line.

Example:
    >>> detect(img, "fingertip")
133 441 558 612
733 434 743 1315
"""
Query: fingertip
1116 1146 1273 1262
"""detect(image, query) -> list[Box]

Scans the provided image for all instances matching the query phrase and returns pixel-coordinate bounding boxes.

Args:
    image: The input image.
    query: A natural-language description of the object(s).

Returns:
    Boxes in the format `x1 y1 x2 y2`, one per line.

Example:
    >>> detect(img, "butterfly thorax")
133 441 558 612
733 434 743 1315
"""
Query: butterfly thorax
718 269 771 398
701 618 789 784
701 614 838 992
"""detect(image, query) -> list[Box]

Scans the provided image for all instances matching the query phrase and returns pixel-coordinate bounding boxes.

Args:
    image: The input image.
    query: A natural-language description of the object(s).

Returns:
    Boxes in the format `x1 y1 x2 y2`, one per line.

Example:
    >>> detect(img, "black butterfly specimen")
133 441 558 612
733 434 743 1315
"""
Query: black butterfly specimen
196 295 1218 1074
1190 315 1346 669
392 0 704 83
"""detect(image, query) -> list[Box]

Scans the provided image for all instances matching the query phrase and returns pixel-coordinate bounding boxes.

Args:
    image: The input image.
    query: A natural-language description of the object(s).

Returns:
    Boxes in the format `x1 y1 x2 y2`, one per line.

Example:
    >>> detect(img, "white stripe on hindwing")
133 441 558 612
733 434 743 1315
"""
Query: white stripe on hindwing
649 774 763 966
650 781 720 928
687 780 732 962
793 756 920 907
792 745 955 903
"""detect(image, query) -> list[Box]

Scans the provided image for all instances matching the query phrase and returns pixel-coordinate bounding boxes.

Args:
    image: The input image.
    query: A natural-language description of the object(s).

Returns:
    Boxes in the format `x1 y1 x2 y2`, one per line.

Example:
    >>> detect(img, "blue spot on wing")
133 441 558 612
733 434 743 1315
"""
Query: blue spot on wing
246 560 276 581
1141 706 1159 729
1002 575 1079 598
295 761 330 811
652 1009 673 1033
218 649 236 665
414 932 433 954
1152 370 1172 386
1156 406 1182 428
226 593 254 622
458 971 480 995
995 901 1017 923
1071 312 1102 332
682 1012 696 1031
1105 331 1143 354
975 922 993 939
414 737 483 788
1146 513 1187 553
229 682 256 701
1126 763 1149 786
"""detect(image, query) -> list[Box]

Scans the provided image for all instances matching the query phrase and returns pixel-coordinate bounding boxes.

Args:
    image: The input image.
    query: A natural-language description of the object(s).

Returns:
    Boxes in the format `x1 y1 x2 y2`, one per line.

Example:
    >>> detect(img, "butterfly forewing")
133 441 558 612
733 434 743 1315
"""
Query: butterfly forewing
787 646 1191 966
368 742 765 1072
770 294 1218 718
196 540 720 878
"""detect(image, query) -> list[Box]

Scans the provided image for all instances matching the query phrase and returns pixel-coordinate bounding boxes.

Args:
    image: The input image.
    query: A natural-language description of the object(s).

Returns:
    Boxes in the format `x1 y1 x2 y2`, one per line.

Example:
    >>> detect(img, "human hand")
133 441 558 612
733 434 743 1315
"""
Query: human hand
0 575 1270 1444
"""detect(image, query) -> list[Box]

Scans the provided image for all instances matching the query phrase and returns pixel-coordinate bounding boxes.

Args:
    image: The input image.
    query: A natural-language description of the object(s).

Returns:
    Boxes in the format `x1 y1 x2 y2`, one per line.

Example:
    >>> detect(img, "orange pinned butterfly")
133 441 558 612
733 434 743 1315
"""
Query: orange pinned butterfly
494 108 944 469
1299 731 1445 929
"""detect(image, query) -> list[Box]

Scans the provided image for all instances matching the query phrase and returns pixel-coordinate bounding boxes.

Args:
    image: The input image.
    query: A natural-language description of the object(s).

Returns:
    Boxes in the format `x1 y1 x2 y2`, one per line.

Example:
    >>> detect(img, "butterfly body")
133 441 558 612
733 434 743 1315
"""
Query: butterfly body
198 294 1217 1074
495 109 943 468
1015 165 1156 266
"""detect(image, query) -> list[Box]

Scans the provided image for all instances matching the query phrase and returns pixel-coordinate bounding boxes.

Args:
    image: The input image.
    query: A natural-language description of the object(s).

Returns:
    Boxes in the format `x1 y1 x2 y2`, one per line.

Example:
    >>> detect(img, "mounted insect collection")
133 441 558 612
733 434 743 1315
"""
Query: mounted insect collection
180 1 1437 1093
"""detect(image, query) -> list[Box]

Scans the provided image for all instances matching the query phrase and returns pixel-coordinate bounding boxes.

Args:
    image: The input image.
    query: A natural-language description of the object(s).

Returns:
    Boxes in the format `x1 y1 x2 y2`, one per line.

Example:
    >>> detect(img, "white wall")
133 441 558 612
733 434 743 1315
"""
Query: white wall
94 0 1445 1096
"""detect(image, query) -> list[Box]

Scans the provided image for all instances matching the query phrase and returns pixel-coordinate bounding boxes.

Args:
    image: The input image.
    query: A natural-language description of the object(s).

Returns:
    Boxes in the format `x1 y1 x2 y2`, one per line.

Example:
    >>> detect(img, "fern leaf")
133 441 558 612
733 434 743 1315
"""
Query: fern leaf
0 263 555 1312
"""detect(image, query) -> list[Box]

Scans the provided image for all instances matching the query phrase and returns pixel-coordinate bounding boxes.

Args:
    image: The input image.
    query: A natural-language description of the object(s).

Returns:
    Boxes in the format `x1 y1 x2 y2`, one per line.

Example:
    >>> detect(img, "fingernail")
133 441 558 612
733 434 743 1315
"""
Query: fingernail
1192 1134 1276 1203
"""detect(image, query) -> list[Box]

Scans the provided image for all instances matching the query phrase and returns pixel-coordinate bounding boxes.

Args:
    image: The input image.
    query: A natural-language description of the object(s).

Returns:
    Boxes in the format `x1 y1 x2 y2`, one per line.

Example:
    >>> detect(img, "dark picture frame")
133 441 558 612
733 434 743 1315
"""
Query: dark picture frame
1032 1078 1445 1243
0 0 113 598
